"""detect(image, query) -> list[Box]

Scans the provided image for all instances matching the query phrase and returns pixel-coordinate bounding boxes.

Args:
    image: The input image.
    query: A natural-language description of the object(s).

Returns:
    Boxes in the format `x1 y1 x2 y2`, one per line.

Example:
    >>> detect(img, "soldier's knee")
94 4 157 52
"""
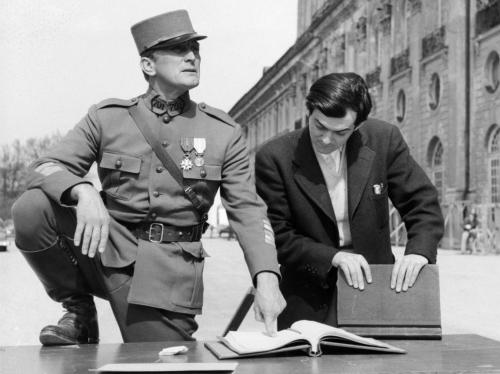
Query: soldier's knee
12 189 53 241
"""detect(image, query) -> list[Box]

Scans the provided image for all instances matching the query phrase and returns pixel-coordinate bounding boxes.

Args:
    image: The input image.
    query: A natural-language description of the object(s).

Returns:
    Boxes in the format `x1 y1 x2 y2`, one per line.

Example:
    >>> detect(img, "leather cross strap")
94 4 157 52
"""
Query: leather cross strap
128 104 208 222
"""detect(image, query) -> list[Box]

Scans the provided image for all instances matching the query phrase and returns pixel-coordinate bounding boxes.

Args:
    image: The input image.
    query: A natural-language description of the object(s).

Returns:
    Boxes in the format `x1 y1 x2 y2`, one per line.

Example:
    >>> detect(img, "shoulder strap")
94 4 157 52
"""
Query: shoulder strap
128 105 207 221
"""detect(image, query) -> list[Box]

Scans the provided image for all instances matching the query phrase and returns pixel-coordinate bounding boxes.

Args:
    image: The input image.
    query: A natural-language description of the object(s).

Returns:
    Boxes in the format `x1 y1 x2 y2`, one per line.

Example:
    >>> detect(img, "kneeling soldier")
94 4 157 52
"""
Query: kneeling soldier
12 9 285 345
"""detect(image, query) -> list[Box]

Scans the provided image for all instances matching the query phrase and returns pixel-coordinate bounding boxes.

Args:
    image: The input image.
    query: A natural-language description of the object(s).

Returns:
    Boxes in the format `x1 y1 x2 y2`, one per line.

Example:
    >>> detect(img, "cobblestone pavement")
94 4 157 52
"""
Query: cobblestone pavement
1 238 499 346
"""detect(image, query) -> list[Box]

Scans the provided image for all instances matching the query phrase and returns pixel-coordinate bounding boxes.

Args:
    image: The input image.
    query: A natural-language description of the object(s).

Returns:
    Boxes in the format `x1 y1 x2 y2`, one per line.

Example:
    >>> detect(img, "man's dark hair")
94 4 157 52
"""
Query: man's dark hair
306 72 372 127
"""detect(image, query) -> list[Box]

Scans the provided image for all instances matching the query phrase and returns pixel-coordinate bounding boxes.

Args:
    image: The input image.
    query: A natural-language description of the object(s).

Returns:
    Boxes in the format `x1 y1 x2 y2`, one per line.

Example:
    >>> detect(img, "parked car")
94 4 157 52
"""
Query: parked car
217 225 236 240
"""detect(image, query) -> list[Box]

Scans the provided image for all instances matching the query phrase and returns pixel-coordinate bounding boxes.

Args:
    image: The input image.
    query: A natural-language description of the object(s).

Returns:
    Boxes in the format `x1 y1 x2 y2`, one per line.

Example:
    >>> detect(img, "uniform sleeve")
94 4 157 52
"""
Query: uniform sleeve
386 126 444 263
255 145 335 287
219 125 280 281
27 106 101 204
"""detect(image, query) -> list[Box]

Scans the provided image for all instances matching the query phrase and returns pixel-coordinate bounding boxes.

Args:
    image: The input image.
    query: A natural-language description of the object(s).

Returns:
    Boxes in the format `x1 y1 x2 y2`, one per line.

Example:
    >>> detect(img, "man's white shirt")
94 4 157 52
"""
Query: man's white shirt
314 145 352 247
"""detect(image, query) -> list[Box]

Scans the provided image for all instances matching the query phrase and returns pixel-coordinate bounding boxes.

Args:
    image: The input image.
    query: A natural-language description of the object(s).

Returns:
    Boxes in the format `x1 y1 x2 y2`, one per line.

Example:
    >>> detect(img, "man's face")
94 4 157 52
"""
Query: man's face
308 108 356 154
148 40 201 91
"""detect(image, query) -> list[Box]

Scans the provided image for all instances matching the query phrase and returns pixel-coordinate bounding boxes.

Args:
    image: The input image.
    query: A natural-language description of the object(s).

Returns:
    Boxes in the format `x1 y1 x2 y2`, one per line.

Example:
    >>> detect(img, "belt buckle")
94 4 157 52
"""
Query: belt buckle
148 223 164 243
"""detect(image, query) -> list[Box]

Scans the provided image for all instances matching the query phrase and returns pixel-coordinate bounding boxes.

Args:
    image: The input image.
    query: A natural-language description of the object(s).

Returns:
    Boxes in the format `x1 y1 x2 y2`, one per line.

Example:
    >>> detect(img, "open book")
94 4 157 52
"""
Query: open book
205 320 405 359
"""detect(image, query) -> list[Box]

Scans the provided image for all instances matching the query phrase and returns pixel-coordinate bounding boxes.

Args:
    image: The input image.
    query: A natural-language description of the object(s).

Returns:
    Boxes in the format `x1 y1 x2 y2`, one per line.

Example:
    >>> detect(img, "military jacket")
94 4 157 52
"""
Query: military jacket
28 90 279 314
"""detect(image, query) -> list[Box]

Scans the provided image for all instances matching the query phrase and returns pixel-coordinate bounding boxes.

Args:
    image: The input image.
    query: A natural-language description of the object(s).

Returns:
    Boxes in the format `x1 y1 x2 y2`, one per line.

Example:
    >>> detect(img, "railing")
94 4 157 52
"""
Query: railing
366 67 382 88
422 26 446 60
390 48 410 77
390 206 406 247
476 0 500 34
390 201 500 254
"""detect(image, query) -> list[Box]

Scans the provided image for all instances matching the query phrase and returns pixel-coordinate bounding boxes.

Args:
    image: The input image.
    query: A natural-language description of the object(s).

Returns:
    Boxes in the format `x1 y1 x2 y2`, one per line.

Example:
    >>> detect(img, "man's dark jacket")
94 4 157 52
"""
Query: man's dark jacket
255 118 444 328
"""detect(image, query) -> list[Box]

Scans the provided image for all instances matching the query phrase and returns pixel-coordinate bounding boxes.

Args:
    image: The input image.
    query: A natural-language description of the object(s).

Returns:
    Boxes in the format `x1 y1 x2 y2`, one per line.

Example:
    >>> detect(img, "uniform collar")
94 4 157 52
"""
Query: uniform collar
142 88 190 117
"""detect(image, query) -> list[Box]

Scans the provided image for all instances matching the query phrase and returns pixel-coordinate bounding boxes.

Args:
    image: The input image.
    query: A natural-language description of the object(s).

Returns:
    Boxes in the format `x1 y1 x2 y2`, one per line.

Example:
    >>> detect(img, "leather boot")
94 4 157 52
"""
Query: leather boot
39 295 99 345
19 237 99 345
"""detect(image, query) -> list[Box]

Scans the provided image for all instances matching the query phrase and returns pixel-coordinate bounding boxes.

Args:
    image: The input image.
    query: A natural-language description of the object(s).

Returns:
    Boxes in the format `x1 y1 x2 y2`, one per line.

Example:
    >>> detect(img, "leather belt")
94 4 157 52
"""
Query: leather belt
123 221 204 243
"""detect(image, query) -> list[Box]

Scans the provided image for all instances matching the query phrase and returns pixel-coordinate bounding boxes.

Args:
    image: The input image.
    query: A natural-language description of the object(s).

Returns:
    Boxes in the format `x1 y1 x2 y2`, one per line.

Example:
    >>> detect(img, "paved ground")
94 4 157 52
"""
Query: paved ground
1 238 499 346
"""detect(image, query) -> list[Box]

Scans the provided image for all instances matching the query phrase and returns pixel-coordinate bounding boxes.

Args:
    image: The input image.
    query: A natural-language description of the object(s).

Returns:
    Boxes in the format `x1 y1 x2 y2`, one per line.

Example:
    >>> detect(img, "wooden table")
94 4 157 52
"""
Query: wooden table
1 334 500 373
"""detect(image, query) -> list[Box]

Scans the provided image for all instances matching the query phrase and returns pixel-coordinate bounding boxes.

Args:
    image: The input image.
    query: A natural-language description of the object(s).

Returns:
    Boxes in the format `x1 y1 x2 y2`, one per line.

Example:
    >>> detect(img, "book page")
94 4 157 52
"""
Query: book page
291 320 391 349
220 329 309 355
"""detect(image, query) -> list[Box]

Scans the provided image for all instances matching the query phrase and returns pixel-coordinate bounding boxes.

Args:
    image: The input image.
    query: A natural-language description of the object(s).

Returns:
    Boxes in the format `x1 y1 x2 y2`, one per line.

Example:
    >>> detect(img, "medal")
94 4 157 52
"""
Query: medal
180 138 194 170
180 157 193 170
193 138 206 167
194 156 205 167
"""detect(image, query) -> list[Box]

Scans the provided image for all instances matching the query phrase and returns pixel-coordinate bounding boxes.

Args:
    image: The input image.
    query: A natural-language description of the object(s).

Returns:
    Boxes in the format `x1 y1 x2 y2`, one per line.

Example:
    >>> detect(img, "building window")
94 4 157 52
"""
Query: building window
489 126 500 203
397 0 409 54
428 73 441 110
396 89 406 123
430 140 444 202
295 118 302 130
485 50 499 93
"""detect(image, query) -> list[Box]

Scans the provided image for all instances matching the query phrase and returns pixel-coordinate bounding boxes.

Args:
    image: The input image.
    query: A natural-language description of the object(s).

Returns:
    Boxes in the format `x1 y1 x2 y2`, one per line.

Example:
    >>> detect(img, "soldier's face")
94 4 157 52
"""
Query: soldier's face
150 40 201 91
308 108 356 154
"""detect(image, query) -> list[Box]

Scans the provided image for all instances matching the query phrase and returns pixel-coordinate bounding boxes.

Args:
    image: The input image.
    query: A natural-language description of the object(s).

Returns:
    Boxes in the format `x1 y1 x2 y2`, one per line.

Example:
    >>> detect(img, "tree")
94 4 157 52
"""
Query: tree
0 133 61 219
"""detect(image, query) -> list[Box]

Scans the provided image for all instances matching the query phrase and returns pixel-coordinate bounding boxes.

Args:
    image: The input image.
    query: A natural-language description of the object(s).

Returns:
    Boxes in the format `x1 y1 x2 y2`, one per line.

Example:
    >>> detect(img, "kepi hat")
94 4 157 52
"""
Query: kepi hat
131 10 206 55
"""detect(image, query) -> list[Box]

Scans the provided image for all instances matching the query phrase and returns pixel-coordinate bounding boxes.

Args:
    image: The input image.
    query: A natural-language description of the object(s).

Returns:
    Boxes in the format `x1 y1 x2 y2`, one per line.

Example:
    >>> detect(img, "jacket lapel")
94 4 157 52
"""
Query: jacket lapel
293 128 337 224
346 131 375 219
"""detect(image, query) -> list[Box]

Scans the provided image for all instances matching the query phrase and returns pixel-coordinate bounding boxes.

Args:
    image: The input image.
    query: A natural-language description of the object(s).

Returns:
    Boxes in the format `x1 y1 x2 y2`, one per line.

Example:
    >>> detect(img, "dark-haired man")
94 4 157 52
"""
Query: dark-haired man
12 9 284 345
255 73 443 328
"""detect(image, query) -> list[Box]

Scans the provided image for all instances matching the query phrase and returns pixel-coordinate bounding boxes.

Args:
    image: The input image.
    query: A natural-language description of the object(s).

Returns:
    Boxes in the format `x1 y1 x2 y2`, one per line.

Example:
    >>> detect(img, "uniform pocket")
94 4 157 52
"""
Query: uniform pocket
182 165 222 212
170 242 207 309
182 165 222 181
182 164 222 181
99 151 142 200
128 241 207 313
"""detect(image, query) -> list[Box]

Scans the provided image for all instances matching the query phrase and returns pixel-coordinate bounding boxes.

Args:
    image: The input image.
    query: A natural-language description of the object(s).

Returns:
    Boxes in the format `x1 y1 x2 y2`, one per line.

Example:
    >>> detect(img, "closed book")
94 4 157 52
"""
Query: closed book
337 264 441 339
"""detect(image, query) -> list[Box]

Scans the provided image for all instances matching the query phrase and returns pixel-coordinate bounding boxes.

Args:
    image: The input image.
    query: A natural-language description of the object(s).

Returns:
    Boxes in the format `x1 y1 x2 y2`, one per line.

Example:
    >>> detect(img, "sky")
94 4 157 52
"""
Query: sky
0 0 297 146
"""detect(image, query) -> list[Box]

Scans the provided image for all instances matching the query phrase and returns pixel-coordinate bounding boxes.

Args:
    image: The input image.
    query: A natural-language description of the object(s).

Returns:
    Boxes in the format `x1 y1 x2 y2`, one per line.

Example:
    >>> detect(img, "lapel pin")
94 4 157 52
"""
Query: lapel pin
373 183 384 195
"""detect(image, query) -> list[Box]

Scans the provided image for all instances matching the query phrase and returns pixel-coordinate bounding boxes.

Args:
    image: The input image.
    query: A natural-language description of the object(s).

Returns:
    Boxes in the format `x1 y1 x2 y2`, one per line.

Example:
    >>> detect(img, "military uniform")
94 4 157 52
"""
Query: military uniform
12 8 280 344
13 87 279 341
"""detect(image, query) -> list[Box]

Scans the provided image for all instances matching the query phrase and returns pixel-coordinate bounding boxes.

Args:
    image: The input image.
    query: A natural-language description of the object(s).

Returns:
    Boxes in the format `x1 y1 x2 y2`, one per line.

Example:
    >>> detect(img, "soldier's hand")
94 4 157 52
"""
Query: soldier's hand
391 254 428 292
332 251 372 290
71 184 110 258
253 272 286 337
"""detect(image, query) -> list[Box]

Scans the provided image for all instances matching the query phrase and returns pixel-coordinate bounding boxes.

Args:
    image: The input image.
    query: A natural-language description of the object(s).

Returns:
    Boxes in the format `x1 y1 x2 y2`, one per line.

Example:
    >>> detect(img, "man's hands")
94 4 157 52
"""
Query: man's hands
253 272 286 337
70 184 110 258
331 251 372 290
390 254 428 292
332 251 429 292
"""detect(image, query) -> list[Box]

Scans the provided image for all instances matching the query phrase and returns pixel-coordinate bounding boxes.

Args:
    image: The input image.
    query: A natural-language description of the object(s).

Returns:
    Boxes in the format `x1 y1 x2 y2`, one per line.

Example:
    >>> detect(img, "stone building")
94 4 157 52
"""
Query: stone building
229 0 500 249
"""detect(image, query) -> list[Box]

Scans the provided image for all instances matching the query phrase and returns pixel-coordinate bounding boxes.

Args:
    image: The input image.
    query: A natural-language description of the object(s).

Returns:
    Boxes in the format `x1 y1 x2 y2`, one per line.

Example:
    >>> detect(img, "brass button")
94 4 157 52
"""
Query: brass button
151 212 157 219
200 103 206 109
153 191 159 197
156 166 164 173
163 115 171 123
115 159 122 168
161 140 168 147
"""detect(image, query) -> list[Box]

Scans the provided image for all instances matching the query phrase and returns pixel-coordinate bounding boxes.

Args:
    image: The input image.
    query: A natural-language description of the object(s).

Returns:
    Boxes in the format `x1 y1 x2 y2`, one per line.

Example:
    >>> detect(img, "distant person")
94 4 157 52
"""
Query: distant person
12 9 284 345
460 211 479 254
255 73 444 328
